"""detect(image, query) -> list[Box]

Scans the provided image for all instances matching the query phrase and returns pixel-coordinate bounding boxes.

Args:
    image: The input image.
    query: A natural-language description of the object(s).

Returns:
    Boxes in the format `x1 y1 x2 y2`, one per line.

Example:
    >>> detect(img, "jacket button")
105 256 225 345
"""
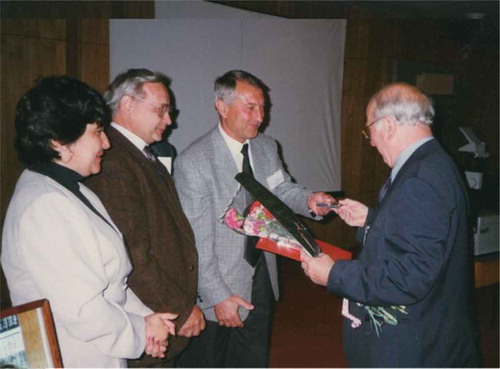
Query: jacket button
188 265 194 271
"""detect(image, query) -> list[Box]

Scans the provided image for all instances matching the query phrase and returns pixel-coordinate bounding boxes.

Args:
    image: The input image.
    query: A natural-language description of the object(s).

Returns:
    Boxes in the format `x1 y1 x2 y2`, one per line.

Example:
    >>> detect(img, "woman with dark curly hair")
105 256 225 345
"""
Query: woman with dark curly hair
1 76 177 368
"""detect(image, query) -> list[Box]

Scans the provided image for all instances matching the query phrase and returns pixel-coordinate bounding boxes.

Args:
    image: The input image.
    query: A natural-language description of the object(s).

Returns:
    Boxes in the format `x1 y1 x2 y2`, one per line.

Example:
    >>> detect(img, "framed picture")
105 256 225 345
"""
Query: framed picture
0 299 62 368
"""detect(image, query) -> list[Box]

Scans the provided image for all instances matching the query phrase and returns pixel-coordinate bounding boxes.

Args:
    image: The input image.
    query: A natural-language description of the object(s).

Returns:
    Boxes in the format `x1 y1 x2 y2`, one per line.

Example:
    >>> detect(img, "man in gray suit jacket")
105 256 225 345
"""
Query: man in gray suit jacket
174 70 335 367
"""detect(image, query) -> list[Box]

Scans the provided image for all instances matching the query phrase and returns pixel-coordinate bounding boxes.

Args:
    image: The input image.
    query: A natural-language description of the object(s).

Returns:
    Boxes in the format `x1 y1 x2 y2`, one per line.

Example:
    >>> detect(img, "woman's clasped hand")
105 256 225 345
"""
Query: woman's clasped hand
145 312 178 358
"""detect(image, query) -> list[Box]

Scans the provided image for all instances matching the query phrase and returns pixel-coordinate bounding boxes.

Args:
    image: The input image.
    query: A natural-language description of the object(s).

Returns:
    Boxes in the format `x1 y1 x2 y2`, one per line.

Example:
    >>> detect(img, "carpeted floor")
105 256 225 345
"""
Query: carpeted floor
269 257 499 368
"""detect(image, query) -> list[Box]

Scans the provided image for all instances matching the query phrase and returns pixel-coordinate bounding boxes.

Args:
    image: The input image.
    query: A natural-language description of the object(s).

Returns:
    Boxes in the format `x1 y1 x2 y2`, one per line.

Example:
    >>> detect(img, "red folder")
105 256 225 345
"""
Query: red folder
257 238 352 262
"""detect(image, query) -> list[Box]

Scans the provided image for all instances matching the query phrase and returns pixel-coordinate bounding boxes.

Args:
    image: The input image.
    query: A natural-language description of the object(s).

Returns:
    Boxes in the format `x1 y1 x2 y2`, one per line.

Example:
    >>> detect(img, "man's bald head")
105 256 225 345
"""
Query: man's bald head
369 82 434 126
365 83 434 168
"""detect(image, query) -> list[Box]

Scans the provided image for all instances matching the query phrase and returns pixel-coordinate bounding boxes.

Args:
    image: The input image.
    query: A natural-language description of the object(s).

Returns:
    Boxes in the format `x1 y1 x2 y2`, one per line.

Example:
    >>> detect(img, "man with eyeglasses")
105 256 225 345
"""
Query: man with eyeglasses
301 82 479 367
86 68 205 368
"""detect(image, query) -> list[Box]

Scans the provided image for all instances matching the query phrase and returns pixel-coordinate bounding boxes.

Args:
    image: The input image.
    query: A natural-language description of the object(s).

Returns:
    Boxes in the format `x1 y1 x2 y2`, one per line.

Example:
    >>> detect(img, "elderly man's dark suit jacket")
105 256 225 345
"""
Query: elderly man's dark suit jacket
86 126 198 364
328 139 479 367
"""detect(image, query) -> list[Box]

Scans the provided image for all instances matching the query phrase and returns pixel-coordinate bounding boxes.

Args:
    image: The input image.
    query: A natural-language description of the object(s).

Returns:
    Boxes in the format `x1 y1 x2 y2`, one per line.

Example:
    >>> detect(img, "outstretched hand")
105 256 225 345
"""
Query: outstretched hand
334 198 368 227
308 192 338 216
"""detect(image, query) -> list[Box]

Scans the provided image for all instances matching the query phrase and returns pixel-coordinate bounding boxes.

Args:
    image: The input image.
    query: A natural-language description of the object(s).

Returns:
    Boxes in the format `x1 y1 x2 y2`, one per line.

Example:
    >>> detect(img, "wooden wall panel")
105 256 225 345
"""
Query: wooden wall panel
1 1 154 19
1 19 66 39
1 22 67 221
78 20 110 93
459 46 499 178
79 42 110 93
1 19 110 219
79 19 109 45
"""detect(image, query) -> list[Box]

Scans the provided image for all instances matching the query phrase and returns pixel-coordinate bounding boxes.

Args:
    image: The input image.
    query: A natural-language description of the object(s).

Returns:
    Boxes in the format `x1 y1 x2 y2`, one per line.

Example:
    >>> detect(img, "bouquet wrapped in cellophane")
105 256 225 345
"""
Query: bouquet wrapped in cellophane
223 201 302 251
222 196 352 262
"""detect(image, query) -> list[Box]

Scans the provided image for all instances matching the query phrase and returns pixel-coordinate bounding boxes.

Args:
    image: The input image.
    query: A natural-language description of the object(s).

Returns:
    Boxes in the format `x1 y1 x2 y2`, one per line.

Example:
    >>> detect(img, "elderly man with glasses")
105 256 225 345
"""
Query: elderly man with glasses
301 82 479 367
86 68 205 368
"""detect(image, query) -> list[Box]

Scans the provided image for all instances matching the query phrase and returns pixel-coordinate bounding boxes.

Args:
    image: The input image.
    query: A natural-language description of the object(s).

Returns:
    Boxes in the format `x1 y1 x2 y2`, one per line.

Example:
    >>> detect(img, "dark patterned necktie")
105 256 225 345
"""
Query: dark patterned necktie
377 175 392 204
143 145 156 161
241 143 262 267
144 145 169 177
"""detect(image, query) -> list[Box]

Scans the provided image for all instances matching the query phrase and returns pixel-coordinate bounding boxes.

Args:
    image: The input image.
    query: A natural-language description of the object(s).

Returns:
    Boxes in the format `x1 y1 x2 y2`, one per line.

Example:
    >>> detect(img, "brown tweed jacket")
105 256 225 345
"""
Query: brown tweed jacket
86 126 198 364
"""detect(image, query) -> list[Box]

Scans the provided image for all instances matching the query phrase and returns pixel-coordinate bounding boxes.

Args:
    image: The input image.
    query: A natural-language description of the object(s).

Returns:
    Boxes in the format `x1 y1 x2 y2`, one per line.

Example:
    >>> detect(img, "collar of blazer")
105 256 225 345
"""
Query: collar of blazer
389 138 438 191
211 126 242 192
373 139 441 220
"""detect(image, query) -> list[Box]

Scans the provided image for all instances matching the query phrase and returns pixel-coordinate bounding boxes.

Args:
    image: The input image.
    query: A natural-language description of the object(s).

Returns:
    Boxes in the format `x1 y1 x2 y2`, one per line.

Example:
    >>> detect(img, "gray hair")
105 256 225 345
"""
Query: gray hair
371 82 434 126
104 68 171 113
214 70 268 104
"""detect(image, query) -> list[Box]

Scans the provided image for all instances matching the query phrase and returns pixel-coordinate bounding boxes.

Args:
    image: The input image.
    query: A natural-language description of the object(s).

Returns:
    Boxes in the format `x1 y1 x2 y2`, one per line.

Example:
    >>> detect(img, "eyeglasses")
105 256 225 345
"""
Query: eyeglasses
134 96 174 117
361 117 385 141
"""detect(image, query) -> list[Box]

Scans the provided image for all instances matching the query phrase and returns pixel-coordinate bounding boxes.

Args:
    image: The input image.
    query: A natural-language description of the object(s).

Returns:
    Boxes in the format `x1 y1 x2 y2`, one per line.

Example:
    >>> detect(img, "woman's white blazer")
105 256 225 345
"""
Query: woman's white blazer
1 170 153 368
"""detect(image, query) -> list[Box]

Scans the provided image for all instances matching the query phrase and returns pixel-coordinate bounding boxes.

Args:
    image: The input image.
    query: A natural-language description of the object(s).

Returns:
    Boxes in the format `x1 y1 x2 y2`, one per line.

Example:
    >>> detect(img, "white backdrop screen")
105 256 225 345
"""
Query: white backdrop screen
110 17 345 190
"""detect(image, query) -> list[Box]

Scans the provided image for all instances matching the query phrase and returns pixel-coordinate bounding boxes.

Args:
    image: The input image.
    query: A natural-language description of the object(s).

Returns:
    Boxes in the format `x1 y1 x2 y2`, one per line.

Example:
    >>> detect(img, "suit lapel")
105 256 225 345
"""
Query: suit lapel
211 127 240 193
210 127 255 214
109 126 173 189
247 136 267 186
374 139 437 219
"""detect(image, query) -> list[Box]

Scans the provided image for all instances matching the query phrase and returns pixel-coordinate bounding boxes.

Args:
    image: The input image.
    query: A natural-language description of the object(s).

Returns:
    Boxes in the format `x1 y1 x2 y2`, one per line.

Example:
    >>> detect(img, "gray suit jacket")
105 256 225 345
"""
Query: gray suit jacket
174 125 313 321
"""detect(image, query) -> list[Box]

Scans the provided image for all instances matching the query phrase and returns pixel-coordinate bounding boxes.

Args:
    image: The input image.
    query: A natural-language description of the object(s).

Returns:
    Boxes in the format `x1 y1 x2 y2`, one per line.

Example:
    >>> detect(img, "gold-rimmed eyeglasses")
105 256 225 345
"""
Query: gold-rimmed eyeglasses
134 96 174 118
361 117 384 141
